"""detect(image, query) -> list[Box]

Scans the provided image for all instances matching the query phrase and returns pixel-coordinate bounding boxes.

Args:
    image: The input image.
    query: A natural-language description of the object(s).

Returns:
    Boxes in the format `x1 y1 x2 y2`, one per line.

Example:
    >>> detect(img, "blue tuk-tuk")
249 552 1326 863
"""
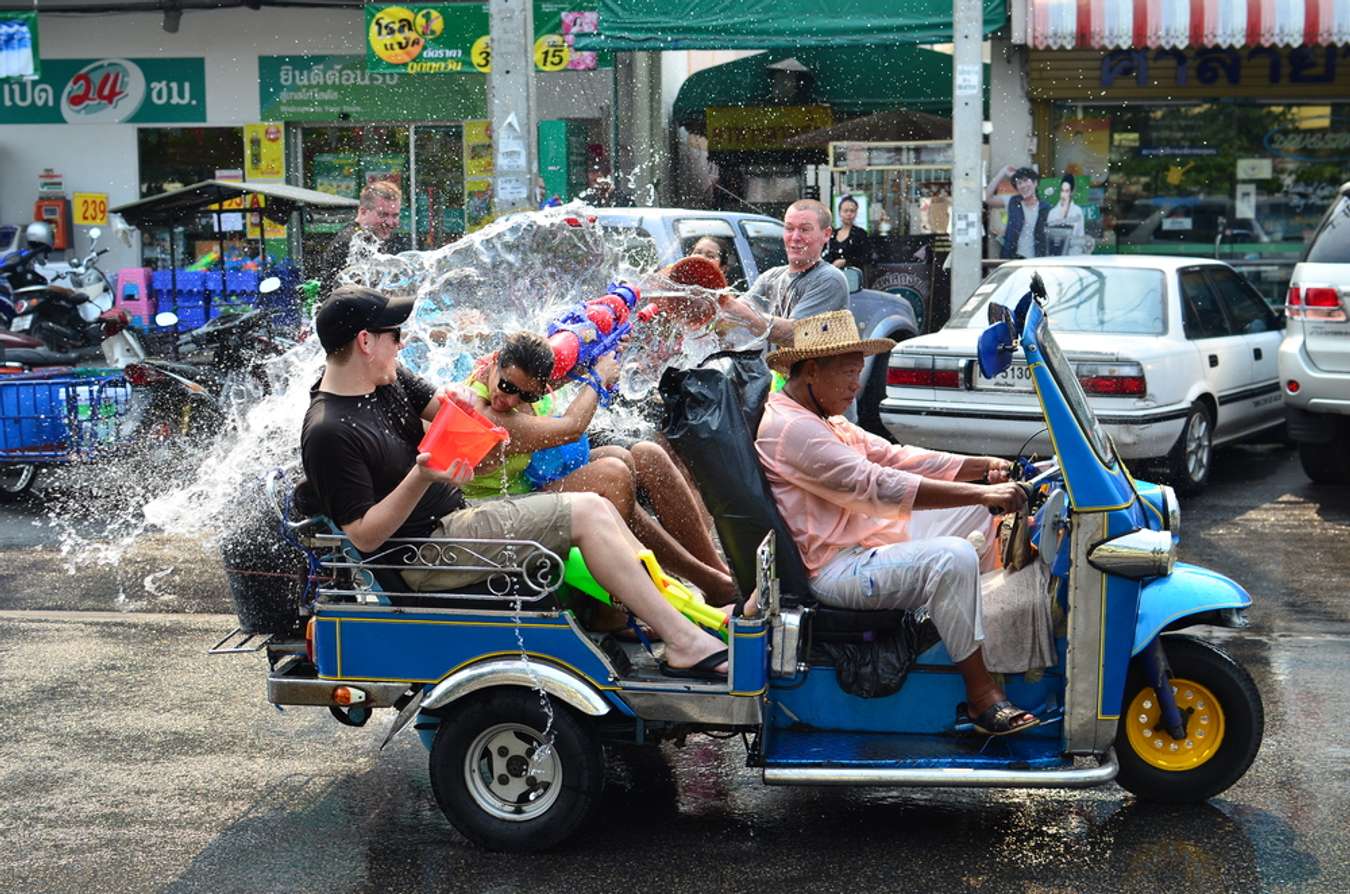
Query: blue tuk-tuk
223 273 1262 852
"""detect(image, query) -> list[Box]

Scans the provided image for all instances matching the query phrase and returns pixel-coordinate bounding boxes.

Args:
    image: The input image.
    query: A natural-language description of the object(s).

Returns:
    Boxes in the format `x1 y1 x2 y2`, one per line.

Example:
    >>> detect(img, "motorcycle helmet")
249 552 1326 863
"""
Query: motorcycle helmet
24 221 53 250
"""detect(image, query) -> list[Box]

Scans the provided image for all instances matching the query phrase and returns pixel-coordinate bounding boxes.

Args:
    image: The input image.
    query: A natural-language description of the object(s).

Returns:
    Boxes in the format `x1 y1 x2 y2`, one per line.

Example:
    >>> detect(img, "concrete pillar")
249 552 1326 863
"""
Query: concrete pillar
950 0 986 306
615 50 668 205
489 0 536 215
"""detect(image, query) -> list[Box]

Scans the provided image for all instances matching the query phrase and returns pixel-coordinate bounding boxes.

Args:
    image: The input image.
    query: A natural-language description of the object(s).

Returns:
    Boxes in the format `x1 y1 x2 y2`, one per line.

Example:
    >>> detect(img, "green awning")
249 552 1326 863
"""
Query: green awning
672 45 986 132
574 0 1005 51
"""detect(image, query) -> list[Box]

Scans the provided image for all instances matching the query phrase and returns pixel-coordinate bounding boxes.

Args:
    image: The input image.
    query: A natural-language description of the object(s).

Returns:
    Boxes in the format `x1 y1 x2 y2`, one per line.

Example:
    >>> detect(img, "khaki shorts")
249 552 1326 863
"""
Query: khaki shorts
402 492 573 592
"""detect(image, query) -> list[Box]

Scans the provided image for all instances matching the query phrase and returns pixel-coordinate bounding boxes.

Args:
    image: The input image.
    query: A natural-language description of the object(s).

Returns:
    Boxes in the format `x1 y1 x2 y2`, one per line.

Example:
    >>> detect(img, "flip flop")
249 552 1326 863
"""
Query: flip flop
957 700 1040 737
659 648 729 681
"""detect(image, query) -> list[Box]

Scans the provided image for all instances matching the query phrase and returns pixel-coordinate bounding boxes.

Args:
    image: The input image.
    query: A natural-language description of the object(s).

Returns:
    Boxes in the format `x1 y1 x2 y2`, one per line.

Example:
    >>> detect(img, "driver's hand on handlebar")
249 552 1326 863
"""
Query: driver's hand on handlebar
414 454 475 486
980 481 1027 514
982 457 1015 484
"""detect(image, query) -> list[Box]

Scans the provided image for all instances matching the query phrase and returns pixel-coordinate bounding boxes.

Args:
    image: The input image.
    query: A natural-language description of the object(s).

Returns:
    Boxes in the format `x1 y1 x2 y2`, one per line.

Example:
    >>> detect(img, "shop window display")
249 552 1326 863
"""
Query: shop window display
137 126 246 270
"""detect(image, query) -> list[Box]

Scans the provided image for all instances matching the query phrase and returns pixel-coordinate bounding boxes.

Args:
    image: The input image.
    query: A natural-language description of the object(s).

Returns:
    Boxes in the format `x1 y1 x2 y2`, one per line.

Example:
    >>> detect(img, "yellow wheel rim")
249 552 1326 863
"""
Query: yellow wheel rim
1125 677 1226 771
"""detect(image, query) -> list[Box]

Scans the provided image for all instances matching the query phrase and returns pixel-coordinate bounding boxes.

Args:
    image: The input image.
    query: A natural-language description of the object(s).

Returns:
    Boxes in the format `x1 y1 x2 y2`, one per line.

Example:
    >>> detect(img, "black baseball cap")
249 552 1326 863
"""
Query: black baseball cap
315 285 415 354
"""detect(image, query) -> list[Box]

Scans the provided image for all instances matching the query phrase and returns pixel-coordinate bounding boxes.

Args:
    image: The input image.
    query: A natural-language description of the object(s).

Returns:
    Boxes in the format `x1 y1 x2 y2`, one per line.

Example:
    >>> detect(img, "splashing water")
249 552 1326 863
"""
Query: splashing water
45 202 768 589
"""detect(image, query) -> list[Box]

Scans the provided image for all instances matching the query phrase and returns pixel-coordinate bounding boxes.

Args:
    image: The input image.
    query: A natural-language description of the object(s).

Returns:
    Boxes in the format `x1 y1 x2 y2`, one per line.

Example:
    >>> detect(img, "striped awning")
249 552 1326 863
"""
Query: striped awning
1027 0 1350 50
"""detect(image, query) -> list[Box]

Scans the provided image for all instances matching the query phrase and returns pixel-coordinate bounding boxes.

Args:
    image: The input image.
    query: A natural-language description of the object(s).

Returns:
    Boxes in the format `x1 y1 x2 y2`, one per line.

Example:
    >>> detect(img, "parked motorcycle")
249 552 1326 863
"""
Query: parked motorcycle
122 277 294 444
6 224 116 356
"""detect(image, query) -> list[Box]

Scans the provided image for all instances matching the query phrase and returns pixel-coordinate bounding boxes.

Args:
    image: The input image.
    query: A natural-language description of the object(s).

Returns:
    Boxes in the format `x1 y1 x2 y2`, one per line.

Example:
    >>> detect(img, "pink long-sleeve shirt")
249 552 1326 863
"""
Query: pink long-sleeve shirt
755 391 966 576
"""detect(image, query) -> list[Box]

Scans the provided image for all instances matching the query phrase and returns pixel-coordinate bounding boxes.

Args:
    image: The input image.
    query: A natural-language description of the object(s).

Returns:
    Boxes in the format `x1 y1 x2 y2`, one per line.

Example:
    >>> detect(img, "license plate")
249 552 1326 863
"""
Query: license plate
977 362 1034 392
10 314 33 332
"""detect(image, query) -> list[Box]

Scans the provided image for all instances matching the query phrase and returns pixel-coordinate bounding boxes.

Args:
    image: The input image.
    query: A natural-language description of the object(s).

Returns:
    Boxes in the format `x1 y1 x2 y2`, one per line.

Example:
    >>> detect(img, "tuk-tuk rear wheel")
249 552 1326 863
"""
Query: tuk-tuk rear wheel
1114 635 1263 804
428 688 603 852
0 464 37 501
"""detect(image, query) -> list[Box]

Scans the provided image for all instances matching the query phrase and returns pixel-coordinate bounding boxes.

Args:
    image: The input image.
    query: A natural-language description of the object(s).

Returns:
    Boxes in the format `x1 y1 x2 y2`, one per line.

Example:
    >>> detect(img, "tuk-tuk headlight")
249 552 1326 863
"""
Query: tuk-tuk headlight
1160 485 1180 533
1087 528 1175 579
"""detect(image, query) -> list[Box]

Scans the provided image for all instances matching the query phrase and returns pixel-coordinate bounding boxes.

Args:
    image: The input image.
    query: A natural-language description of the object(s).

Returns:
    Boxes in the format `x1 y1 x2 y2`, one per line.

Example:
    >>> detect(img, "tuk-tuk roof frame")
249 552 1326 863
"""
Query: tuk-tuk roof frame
111 180 358 228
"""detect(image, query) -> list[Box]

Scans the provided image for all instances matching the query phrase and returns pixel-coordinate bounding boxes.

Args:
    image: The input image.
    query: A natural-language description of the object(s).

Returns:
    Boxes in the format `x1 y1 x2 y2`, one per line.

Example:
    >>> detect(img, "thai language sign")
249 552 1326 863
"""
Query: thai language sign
364 2 610 75
258 54 487 122
0 57 204 125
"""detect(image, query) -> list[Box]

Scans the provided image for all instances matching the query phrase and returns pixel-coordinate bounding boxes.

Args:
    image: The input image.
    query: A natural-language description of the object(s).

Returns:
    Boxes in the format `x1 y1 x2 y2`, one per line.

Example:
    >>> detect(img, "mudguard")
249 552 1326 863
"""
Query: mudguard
419 658 611 716
1132 562 1252 656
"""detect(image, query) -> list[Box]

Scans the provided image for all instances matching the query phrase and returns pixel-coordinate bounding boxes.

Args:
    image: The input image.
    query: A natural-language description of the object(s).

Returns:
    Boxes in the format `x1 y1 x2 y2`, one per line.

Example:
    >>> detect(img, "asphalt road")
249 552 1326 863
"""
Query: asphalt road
0 442 1347 893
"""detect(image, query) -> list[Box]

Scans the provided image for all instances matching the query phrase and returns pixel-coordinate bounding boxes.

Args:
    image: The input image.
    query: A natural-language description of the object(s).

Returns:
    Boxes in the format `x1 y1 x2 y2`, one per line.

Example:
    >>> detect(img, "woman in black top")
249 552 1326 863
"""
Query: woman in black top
826 195 872 271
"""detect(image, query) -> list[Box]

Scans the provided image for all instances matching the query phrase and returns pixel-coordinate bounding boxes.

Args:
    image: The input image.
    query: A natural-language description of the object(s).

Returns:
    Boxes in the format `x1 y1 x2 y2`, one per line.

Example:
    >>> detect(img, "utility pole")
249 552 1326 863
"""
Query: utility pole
950 0 985 306
489 0 535 216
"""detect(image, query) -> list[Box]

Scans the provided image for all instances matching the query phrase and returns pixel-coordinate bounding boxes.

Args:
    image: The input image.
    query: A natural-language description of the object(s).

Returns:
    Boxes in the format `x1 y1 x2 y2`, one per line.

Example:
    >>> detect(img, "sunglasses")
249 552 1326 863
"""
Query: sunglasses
495 368 543 404
369 326 402 343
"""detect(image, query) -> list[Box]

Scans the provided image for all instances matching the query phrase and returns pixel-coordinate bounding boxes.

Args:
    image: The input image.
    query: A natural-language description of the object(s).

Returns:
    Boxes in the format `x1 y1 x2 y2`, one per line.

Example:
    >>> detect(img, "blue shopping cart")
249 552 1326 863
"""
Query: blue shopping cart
0 368 133 500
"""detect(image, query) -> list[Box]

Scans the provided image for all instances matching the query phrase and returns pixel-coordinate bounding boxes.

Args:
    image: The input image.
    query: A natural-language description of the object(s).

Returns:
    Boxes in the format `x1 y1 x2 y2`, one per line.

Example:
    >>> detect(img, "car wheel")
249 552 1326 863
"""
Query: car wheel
0 464 38 502
429 688 604 852
1297 418 1350 484
857 331 911 442
1166 402 1214 494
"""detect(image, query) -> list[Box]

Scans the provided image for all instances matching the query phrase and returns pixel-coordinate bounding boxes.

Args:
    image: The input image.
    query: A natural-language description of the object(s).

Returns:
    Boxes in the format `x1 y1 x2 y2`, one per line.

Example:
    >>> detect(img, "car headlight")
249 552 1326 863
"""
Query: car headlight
1087 528 1175 579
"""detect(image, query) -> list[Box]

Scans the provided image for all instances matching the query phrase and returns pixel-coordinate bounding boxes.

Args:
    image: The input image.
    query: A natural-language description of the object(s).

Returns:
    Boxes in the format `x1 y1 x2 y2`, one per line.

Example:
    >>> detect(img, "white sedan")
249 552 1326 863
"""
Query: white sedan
880 256 1286 492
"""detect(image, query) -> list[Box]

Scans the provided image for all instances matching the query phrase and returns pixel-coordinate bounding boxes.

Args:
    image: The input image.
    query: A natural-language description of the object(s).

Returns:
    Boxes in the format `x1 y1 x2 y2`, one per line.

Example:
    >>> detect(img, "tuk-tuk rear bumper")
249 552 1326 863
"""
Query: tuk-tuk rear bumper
268 672 410 708
762 748 1118 788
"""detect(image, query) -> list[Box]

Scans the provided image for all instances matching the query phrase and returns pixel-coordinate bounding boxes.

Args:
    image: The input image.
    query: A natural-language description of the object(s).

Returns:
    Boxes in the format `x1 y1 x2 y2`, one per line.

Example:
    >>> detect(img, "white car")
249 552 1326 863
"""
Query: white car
1278 181 1350 483
880 256 1286 492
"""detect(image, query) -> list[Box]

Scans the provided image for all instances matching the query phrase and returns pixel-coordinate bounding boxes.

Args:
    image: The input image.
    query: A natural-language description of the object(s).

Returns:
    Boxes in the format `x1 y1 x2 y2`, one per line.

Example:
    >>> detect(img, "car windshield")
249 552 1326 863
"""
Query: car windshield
1034 315 1117 466
951 265 1167 335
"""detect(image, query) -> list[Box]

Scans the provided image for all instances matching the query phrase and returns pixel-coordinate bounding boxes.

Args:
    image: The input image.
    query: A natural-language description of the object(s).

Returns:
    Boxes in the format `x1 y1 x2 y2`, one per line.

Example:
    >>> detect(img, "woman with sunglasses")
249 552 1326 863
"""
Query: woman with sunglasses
461 332 738 606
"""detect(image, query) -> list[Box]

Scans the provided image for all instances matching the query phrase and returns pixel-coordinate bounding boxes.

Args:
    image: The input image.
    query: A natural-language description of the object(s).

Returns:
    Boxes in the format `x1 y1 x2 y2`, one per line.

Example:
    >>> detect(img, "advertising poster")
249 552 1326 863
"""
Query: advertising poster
1055 117 1111 183
244 123 286 180
462 119 494 232
364 2 609 75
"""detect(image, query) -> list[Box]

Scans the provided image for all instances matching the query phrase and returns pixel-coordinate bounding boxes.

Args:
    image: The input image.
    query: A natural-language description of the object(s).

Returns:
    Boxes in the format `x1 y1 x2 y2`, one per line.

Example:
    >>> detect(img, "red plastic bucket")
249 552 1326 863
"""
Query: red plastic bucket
418 398 508 472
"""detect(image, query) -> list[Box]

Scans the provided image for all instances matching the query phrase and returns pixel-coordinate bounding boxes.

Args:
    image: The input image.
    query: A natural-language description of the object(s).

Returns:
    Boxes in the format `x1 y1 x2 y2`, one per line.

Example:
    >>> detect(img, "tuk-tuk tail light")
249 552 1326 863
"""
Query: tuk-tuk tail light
1087 528 1175 579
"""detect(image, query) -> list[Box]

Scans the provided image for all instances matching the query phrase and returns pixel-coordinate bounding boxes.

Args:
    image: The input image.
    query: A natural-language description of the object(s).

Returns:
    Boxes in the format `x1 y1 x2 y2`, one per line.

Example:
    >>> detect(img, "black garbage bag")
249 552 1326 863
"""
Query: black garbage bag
815 614 941 699
660 351 813 603
218 473 311 637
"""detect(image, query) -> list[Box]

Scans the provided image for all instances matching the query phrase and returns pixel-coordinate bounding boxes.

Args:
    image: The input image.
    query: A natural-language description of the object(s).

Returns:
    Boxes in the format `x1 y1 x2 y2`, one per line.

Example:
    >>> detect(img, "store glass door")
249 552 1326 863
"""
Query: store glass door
298 125 412 262
411 124 465 250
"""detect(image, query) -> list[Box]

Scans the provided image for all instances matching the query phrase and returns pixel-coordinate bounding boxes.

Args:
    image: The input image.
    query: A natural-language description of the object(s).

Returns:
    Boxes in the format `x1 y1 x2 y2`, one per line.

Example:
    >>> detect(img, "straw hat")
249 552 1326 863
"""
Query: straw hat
765 310 896 373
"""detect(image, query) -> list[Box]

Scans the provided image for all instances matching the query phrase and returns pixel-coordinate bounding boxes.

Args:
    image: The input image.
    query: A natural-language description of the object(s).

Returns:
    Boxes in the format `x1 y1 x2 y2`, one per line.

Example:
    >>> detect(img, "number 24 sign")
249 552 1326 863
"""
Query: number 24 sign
74 192 109 227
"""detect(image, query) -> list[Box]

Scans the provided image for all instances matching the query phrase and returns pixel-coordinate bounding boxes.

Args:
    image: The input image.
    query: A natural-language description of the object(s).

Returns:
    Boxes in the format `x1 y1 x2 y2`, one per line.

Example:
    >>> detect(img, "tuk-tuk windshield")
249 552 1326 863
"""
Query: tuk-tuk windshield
1034 315 1117 467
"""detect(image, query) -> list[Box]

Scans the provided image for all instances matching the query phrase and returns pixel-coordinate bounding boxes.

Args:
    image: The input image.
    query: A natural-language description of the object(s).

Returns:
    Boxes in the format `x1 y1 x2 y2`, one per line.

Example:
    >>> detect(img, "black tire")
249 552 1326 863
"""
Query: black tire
1165 402 1214 494
1115 635 1263 804
0 464 38 502
1297 420 1350 483
856 331 911 442
429 688 604 852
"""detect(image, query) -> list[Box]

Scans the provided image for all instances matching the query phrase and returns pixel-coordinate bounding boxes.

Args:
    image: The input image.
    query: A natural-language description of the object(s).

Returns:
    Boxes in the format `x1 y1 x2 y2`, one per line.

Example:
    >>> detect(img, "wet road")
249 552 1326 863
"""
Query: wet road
0 443 1347 893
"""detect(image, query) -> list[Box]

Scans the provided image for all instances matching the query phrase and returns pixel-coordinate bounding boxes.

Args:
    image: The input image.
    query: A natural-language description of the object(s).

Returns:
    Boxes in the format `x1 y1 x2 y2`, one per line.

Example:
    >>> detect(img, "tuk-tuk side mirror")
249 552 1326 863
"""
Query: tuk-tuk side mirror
844 266 863 293
977 320 1015 379
987 302 1014 326
88 227 102 241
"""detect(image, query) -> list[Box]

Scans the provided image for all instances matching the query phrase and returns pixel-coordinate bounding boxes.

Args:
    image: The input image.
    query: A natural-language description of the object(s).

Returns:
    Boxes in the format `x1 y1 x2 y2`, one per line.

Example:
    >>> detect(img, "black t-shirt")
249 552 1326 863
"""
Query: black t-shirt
313 222 413 299
301 366 465 545
826 226 872 269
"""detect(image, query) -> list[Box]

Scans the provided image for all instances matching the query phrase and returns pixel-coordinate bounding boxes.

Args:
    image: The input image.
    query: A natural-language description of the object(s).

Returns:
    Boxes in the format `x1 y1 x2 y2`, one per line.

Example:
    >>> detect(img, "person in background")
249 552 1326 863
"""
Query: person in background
314 181 410 299
1045 172 1088 256
718 198 849 346
826 195 873 271
688 236 729 277
985 165 1047 260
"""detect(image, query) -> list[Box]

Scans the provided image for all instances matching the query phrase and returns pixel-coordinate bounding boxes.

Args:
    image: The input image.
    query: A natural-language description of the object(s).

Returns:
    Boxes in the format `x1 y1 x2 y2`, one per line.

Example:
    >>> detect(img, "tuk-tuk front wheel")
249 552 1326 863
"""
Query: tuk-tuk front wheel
0 464 37 501
1114 635 1263 804
429 688 603 852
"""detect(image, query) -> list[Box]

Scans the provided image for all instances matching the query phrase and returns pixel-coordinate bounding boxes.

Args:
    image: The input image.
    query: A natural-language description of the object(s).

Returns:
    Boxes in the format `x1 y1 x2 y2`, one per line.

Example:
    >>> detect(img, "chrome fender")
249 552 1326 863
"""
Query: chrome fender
420 658 611 716
1132 562 1252 656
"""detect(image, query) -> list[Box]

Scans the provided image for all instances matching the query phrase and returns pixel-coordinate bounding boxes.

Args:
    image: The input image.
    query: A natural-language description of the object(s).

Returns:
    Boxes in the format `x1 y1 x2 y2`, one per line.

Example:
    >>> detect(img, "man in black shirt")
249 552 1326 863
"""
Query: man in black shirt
301 285 730 679
313 181 412 300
